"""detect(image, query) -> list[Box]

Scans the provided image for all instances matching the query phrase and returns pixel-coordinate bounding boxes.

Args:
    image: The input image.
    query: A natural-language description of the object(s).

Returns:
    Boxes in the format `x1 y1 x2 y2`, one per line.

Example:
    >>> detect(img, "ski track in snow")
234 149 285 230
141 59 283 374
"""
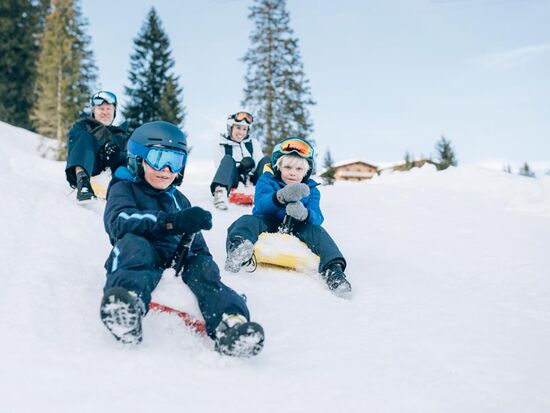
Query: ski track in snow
1 121 550 412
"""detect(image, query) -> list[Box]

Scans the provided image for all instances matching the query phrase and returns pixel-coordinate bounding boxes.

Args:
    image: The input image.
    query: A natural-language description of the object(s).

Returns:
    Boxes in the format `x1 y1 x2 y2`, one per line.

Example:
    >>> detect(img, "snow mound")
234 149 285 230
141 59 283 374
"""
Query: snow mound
1 120 549 413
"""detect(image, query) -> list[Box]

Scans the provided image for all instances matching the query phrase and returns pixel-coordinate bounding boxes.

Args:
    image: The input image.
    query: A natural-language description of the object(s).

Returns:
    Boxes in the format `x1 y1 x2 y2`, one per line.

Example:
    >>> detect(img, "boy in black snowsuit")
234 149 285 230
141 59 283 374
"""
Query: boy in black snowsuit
65 91 128 203
100 121 264 357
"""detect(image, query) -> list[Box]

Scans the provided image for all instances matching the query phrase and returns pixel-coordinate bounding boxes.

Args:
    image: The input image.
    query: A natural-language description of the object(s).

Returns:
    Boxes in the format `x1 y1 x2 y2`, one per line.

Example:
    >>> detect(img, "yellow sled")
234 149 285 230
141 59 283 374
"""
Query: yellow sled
253 232 319 272
90 179 108 200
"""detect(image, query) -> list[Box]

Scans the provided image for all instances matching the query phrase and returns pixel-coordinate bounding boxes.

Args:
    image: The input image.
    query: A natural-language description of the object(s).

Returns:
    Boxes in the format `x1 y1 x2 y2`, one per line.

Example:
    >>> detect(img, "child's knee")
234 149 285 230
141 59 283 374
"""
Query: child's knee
181 255 220 284
110 234 160 270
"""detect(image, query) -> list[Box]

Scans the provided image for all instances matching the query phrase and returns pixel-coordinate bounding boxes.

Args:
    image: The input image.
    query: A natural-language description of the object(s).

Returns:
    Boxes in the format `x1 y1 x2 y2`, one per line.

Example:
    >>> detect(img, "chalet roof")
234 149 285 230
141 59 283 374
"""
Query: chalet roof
332 159 379 169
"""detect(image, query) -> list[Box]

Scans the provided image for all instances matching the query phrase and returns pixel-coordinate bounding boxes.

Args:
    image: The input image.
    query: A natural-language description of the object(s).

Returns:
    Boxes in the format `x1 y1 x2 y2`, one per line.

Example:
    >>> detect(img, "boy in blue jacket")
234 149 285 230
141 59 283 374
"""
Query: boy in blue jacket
224 137 352 298
100 121 264 357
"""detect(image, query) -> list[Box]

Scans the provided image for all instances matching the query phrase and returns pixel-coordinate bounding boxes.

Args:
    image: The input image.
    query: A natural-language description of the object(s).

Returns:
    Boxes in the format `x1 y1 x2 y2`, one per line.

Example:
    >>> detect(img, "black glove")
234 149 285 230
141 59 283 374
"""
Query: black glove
238 156 256 174
285 201 308 221
98 141 122 169
165 207 213 234
276 183 310 204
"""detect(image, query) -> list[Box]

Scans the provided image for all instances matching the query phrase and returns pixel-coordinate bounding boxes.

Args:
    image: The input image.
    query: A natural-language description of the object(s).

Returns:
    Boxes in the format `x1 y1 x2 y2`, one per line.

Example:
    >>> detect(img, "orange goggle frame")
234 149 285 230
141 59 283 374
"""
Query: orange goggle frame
233 111 253 124
277 138 314 158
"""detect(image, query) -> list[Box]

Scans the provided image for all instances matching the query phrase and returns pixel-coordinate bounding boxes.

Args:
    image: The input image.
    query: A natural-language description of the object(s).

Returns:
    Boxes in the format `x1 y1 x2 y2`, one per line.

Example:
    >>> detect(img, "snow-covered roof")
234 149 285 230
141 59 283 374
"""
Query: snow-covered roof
332 159 378 168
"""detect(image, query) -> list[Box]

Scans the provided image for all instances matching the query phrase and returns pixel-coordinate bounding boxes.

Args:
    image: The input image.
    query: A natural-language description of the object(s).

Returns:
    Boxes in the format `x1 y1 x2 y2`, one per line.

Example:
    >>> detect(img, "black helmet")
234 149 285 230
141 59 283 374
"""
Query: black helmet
127 121 188 185
129 121 187 152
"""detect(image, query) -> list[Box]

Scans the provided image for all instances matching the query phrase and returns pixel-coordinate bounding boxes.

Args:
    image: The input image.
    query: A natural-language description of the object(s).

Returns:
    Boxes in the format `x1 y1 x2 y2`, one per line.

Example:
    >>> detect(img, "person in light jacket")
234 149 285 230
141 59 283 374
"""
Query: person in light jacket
210 111 269 210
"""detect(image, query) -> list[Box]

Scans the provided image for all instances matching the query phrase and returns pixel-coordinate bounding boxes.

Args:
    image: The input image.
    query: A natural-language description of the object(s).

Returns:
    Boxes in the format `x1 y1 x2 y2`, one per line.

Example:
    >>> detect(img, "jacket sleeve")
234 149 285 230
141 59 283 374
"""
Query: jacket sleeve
213 140 227 169
253 173 286 219
304 186 324 226
104 181 170 243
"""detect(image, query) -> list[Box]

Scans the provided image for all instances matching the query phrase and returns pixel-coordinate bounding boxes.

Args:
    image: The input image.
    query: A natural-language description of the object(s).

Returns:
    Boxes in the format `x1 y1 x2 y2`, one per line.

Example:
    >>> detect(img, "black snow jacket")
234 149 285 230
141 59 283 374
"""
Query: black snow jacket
104 169 211 265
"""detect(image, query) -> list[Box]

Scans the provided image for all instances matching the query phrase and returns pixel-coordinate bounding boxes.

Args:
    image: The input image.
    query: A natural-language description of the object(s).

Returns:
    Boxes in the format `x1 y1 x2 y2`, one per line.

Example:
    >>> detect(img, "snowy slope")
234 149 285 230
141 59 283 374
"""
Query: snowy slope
1 121 550 413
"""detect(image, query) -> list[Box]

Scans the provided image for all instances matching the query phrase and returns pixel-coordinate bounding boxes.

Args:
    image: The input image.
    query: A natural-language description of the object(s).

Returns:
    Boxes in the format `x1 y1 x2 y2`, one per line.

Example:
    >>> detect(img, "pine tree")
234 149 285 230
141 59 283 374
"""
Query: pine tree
502 164 512 174
320 149 336 185
124 8 185 132
404 151 414 170
434 135 458 170
0 0 48 129
159 75 185 127
31 0 96 160
518 162 535 178
242 0 315 154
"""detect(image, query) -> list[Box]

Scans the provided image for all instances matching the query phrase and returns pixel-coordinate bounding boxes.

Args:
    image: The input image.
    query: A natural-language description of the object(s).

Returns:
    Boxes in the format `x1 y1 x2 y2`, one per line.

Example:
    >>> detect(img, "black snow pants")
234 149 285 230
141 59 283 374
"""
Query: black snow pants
226 215 347 272
103 233 250 338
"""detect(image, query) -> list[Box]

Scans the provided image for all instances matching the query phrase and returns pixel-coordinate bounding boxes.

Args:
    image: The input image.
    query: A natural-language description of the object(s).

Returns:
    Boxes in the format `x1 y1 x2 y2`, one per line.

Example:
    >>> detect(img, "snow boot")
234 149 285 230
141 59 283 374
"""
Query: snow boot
213 186 228 210
76 170 96 203
224 238 255 273
214 314 264 358
100 287 146 345
322 262 352 298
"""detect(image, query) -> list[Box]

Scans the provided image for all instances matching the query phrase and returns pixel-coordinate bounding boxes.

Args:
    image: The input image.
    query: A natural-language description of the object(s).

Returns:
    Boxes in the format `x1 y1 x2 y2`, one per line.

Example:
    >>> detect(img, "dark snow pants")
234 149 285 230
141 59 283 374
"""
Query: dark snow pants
210 155 269 194
103 233 250 338
65 129 126 187
226 215 347 272
65 132 105 187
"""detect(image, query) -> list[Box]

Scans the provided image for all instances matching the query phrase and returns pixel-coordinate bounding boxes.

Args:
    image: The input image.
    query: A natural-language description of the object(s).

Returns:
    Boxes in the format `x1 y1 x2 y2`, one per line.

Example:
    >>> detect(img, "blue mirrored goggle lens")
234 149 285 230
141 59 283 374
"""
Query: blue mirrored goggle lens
144 148 186 173
91 91 117 106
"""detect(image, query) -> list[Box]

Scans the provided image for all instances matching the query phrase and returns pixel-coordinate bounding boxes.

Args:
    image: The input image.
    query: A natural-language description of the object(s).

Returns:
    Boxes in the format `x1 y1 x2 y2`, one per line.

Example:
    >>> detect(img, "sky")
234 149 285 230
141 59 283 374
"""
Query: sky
81 0 550 168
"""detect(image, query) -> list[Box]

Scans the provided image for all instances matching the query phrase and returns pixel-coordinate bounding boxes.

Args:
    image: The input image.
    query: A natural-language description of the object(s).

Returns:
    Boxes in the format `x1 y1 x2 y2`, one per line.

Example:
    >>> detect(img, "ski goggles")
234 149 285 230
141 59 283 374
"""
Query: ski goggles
232 111 253 124
91 91 117 107
276 137 314 159
128 140 187 173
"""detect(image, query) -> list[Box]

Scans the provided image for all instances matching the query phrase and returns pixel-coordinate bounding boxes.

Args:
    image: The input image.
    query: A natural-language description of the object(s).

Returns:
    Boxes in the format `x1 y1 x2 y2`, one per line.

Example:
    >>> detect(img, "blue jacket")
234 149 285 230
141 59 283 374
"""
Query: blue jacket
104 169 211 264
252 170 324 225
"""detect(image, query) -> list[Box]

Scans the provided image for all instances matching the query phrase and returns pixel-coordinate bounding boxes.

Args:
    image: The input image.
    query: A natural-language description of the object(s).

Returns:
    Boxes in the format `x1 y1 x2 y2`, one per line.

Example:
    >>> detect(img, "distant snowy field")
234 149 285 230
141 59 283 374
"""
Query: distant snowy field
1 121 549 413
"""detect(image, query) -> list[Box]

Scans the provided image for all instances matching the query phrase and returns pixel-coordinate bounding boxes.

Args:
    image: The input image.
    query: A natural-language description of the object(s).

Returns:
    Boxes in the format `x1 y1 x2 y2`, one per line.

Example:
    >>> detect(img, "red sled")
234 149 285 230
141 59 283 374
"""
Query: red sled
228 189 254 206
149 301 206 334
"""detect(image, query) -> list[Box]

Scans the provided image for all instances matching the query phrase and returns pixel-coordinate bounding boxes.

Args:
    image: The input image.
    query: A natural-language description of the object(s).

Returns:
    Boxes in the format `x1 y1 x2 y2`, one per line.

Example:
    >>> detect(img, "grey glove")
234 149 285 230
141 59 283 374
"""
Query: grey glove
277 183 310 203
285 201 308 221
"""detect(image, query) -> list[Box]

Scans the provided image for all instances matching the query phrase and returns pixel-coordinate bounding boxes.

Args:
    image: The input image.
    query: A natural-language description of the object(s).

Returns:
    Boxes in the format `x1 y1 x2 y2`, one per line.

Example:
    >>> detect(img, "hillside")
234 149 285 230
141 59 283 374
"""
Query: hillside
1 121 549 413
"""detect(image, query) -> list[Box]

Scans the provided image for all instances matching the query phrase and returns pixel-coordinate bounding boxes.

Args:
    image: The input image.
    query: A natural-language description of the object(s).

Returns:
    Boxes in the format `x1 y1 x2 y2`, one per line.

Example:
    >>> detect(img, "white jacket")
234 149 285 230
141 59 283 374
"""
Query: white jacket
214 134 265 174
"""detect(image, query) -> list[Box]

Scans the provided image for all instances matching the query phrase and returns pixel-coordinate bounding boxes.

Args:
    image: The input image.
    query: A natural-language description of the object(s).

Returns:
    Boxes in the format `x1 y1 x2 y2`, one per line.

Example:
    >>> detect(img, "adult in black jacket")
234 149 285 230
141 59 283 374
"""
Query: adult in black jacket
65 90 128 203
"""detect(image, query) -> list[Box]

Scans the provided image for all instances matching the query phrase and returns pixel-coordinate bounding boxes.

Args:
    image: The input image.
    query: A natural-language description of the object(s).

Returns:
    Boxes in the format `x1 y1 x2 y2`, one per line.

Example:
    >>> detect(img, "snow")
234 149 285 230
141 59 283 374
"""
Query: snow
1 120 550 412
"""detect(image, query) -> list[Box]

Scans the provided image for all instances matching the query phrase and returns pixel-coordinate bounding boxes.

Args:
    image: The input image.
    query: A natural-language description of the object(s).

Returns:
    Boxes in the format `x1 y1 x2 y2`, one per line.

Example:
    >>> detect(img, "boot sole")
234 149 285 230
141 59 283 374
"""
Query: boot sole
330 282 352 299
215 322 264 358
224 241 255 273
77 197 97 205
100 288 143 345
